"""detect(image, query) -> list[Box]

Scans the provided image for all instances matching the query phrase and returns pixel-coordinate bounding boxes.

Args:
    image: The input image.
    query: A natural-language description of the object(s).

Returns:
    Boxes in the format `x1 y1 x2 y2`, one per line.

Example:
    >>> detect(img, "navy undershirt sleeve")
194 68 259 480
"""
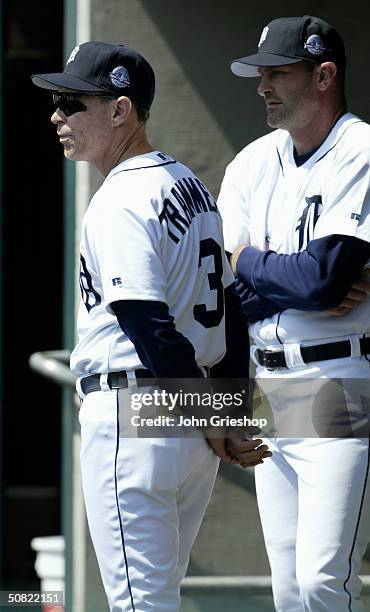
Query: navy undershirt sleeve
234 275 284 323
225 251 284 323
111 284 250 378
236 234 370 311
111 291 251 422
111 300 203 378
210 283 250 378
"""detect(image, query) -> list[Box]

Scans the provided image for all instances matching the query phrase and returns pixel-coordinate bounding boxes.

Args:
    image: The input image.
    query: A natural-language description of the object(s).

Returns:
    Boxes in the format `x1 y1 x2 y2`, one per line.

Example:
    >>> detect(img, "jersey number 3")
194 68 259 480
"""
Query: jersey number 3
193 238 224 328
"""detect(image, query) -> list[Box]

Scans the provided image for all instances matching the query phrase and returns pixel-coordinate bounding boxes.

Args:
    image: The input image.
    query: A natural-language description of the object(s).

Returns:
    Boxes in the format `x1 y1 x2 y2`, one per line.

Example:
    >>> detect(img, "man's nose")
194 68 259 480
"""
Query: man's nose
257 74 273 97
51 108 65 125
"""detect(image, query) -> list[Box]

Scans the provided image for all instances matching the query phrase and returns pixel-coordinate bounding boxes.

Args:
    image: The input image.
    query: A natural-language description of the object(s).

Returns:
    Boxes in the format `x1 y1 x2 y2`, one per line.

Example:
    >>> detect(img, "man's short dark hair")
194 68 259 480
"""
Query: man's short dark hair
303 59 346 80
133 102 150 123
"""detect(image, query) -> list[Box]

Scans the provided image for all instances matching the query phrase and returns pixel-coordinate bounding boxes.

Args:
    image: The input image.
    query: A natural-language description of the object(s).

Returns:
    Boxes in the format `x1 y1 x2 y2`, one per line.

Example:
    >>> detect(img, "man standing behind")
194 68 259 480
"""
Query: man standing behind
32 42 269 611
218 15 370 612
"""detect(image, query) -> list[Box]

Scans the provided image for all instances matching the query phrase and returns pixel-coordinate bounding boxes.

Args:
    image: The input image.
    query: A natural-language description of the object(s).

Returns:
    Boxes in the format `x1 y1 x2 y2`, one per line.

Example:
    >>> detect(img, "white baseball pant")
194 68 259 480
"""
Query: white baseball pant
78 384 219 611
255 356 370 612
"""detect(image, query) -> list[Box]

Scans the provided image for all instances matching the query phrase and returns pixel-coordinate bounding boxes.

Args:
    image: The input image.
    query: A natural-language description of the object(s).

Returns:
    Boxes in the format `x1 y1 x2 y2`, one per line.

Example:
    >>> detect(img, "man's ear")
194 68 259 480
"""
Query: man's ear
316 62 337 91
111 96 132 126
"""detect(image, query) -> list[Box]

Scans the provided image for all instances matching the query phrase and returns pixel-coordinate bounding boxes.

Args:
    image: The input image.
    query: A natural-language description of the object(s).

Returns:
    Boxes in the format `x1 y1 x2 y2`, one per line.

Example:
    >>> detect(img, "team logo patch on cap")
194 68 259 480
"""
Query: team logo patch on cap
258 26 269 47
66 45 80 65
304 35 326 56
109 66 130 88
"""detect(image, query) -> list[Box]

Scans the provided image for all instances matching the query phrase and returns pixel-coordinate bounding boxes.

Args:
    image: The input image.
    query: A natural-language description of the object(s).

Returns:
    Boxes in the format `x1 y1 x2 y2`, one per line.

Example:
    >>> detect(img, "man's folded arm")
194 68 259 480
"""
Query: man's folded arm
236 234 370 310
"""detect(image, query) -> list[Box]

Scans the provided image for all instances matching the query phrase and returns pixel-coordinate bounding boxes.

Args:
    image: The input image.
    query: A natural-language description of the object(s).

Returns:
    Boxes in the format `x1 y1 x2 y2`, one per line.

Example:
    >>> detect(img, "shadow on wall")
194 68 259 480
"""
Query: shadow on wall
139 0 370 151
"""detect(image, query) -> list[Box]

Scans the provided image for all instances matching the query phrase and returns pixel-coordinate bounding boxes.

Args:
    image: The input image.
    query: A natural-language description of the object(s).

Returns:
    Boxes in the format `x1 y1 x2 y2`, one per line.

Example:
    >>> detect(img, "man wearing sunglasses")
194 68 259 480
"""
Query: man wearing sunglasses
32 42 270 611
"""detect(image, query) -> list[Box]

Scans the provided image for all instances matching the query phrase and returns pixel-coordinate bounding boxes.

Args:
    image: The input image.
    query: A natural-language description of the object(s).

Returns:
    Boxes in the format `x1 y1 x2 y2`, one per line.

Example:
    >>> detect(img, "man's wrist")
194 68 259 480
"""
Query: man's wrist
231 244 248 273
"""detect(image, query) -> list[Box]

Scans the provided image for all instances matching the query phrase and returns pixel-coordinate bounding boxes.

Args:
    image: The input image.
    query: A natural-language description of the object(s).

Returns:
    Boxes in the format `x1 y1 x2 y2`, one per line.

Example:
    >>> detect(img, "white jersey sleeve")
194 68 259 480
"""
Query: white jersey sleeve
217 152 251 253
94 203 166 309
314 125 370 243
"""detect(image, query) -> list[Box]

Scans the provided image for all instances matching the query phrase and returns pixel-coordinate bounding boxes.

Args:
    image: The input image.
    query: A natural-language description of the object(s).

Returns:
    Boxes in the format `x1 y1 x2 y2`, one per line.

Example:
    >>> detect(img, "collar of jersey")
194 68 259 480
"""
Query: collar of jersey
106 151 175 181
280 112 361 171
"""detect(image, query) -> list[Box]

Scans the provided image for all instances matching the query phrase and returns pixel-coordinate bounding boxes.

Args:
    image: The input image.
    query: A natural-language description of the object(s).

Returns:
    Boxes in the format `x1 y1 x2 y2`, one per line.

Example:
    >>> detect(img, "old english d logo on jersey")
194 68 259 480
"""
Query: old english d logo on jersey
296 195 323 250
79 254 101 312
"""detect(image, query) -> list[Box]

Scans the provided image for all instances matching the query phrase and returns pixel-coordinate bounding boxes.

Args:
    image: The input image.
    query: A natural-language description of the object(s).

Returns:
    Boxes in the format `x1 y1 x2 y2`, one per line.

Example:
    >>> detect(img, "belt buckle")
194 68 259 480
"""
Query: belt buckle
264 346 284 370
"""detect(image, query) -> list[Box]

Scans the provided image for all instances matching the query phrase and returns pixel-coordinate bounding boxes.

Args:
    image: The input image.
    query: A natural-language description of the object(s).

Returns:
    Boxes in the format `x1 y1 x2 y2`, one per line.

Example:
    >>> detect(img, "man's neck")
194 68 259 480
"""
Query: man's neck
290 105 347 156
97 126 154 176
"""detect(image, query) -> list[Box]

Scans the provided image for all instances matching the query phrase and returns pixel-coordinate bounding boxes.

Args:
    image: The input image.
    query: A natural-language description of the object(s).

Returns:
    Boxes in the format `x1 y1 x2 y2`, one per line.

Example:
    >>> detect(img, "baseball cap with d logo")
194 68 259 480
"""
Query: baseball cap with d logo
230 15 346 77
31 41 155 110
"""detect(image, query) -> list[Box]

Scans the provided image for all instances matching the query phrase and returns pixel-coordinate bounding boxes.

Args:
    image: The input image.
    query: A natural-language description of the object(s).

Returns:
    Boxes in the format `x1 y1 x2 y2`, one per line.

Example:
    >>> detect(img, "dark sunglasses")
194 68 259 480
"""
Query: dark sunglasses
52 93 116 117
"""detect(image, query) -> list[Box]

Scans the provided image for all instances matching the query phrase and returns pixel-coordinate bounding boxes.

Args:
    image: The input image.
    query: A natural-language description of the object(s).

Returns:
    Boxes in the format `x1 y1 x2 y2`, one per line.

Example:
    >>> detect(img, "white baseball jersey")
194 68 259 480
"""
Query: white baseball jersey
218 112 370 346
70 151 234 377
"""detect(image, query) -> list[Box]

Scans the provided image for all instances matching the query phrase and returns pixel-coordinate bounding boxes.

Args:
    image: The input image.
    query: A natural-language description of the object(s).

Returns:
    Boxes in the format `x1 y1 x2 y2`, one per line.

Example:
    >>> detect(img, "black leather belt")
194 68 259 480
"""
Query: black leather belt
80 369 154 396
255 337 370 370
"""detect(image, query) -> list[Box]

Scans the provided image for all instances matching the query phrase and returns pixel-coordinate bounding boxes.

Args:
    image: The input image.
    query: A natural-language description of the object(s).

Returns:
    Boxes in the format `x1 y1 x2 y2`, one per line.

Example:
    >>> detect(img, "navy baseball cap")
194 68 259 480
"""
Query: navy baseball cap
230 15 346 77
31 41 155 110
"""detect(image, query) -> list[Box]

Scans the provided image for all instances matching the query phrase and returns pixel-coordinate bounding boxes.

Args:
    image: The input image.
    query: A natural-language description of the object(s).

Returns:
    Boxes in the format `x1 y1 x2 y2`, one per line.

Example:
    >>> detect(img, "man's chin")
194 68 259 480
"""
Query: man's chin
266 110 278 125
63 146 78 160
266 112 286 129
